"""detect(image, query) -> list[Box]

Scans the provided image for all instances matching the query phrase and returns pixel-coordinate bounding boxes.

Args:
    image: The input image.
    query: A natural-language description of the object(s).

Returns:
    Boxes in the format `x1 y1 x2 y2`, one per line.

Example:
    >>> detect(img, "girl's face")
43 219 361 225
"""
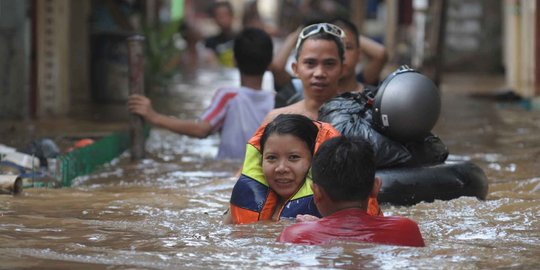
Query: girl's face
292 39 343 103
262 133 312 201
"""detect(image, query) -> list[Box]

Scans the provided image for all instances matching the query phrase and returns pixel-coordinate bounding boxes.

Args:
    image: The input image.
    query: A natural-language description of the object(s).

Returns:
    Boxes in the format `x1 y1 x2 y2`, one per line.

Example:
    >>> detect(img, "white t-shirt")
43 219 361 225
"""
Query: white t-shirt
200 86 274 160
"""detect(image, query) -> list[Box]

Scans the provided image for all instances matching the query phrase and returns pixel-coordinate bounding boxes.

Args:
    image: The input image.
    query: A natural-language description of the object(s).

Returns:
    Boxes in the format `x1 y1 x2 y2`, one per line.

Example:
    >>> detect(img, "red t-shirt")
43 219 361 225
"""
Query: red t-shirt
277 208 425 247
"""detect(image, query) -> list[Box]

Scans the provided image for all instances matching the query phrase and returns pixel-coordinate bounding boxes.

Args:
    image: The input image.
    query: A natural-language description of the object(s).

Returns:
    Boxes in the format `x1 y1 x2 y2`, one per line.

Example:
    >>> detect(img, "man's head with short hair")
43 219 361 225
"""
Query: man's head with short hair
208 1 234 31
208 1 234 17
330 18 359 47
312 136 376 202
233 27 273 76
178 19 201 44
329 18 361 82
295 24 345 62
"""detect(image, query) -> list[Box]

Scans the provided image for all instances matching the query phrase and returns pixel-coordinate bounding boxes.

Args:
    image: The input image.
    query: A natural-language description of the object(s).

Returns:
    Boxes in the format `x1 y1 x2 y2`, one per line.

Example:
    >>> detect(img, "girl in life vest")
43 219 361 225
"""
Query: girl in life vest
224 114 381 224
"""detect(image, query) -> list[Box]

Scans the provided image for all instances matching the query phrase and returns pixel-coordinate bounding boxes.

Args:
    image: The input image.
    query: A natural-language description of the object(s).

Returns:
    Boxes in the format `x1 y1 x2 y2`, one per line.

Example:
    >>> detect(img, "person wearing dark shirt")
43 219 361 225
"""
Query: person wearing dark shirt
277 136 425 247
204 1 236 67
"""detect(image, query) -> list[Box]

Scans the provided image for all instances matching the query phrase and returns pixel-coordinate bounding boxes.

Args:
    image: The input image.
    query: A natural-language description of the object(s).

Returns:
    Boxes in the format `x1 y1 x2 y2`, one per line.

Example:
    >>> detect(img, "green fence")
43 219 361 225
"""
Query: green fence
57 131 130 187
58 127 150 187
17 126 150 188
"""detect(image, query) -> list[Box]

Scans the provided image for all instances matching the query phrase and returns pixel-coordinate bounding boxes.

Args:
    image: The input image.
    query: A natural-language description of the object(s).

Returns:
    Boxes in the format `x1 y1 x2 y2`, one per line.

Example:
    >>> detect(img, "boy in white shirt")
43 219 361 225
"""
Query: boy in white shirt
128 28 275 160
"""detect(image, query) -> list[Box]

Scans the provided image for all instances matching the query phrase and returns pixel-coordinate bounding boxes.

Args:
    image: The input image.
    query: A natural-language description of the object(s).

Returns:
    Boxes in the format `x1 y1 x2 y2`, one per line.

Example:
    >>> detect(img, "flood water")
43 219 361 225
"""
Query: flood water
1 70 539 269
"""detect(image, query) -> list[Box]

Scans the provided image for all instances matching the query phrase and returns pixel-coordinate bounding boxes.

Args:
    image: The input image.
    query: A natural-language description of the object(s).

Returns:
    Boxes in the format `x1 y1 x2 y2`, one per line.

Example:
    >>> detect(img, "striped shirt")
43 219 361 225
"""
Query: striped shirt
200 86 274 160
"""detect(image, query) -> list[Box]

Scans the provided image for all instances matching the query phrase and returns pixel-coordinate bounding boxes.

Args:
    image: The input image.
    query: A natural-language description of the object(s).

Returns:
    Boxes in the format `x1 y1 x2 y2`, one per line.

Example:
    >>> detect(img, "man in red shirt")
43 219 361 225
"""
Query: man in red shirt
277 136 425 247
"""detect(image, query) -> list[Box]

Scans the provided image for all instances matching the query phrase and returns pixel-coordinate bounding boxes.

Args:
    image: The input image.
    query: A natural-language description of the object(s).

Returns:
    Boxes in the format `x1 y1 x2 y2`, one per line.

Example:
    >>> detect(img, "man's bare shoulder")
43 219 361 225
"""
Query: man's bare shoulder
263 102 305 123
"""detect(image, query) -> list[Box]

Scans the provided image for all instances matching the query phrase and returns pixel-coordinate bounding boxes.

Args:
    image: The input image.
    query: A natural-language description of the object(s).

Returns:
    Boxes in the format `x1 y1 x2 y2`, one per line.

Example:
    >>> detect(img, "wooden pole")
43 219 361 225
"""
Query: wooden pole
127 35 146 161
350 0 365 35
432 0 447 86
535 0 540 96
385 0 398 64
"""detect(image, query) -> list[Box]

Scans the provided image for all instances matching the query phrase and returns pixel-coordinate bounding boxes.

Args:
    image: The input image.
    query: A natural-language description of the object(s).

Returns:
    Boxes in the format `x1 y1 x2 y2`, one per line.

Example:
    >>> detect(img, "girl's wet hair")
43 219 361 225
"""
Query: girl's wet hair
260 114 319 156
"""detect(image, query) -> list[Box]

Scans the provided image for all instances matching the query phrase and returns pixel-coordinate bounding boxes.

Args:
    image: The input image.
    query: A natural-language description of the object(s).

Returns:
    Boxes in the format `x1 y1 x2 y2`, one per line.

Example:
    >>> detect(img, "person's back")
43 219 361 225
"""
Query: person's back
203 86 274 160
164 19 218 76
201 27 275 160
277 136 425 247
278 208 424 246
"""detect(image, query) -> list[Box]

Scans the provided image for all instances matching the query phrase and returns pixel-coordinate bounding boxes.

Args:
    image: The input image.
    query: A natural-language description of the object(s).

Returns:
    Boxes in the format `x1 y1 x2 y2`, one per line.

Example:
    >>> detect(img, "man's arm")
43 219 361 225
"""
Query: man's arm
359 35 388 85
128 94 212 138
269 28 301 88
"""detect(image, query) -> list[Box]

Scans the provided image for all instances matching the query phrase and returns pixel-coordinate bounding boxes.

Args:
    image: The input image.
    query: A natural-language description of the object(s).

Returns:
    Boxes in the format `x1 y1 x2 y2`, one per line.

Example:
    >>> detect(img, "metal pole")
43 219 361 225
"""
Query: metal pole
127 35 146 161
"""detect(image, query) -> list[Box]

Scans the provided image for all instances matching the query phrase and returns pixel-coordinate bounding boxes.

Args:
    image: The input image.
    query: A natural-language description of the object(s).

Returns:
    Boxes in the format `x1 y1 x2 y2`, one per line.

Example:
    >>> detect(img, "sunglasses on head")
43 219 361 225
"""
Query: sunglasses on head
295 23 346 50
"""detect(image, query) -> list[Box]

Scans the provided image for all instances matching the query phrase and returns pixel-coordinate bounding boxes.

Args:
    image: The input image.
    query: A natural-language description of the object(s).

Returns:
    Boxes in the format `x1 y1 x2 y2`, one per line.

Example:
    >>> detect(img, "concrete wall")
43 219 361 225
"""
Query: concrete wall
36 0 70 117
0 0 30 119
503 0 536 98
70 0 91 103
444 0 503 73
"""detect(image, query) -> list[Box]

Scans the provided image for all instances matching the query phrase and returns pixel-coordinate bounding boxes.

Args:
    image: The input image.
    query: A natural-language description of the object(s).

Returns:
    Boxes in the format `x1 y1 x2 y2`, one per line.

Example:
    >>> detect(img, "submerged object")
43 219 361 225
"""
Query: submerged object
2 152 40 170
0 175 22 195
376 161 489 206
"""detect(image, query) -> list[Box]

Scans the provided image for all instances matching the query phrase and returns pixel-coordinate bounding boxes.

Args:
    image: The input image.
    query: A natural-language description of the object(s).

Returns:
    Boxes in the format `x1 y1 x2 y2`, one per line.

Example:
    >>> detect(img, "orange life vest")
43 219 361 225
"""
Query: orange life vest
230 120 382 224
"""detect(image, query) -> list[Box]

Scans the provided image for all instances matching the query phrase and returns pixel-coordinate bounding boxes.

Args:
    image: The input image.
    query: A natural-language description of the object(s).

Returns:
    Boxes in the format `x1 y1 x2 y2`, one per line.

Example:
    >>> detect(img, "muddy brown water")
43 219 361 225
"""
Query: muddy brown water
1 71 539 269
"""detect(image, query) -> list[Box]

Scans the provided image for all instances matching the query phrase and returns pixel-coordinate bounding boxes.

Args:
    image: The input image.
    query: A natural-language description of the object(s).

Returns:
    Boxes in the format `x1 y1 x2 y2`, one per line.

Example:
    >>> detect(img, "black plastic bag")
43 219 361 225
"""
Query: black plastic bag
319 91 448 168
318 92 413 168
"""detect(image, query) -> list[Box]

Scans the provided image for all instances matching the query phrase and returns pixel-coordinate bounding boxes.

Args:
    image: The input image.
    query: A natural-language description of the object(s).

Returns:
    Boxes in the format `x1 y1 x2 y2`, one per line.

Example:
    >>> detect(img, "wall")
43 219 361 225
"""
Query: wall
444 0 503 73
36 0 70 117
0 0 30 119
70 0 91 103
502 0 537 99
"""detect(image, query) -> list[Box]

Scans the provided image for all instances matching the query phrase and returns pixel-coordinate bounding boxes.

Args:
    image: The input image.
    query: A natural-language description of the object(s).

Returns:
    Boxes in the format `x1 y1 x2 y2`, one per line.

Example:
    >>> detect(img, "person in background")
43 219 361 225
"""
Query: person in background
164 19 218 76
330 17 387 93
204 1 236 67
355 34 388 86
128 28 274 161
269 27 304 108
277 136 425 247
241 0 278 36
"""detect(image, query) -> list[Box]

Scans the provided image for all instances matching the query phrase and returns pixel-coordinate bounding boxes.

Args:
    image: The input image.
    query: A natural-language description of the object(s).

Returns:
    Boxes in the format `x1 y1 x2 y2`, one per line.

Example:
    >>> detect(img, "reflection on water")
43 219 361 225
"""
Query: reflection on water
1 71 539 269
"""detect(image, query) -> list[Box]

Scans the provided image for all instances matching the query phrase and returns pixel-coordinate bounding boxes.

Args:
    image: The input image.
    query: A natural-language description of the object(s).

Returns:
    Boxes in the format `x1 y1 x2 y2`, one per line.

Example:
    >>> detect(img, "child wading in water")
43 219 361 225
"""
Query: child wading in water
128 27 275 161
278 136 425 247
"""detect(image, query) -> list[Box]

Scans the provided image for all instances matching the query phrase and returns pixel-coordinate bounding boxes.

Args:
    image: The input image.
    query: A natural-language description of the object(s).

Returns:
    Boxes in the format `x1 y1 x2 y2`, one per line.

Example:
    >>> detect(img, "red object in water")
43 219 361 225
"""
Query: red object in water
66 138 95 152
74 139 94 149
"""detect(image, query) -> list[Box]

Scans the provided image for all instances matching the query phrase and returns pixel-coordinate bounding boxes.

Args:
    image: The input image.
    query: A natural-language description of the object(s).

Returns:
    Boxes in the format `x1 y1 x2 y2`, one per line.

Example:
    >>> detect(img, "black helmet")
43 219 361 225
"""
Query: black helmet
372 66 441 142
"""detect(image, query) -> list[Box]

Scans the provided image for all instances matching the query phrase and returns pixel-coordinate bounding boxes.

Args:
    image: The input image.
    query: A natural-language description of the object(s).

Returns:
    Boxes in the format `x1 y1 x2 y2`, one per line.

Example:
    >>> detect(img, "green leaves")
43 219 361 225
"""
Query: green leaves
142 19 183 90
